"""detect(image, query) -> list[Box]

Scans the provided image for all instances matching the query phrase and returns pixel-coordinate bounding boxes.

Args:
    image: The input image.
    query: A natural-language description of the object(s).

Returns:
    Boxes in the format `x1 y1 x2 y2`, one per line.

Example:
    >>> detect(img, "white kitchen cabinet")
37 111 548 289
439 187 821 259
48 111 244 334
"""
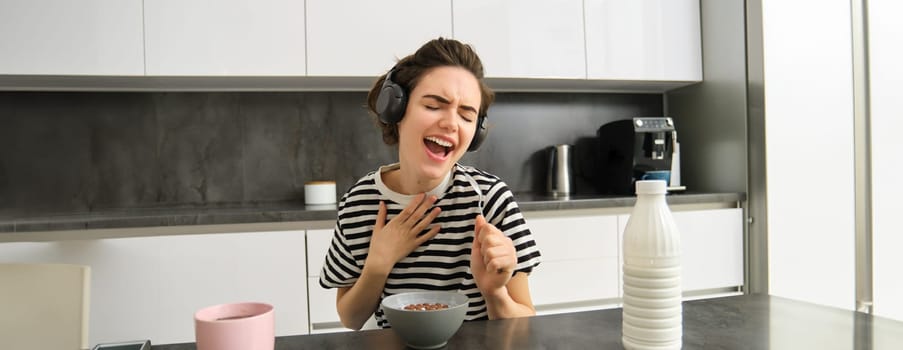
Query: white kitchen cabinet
618 208 744 295
306 228 344 333
0 230 308 345
305 229 377 333
523 211 621 315
0 0 703 91
584 0 702 82
672 208 744 292
453 0 586 79
306 0 452 77
0 0 144 75
144 0 305 75
525 207 742 315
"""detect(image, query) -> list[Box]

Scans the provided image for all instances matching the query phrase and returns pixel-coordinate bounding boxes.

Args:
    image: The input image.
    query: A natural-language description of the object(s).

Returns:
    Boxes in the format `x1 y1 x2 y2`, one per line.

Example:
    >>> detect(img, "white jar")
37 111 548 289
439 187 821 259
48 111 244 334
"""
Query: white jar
304 181 336 205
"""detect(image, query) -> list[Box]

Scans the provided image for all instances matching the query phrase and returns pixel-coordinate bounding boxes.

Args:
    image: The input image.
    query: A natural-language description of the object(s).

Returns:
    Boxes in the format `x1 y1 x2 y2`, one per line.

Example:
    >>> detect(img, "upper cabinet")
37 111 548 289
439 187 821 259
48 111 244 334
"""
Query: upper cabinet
0 0 702 91
453 0 586 79
0 0 144 75
306 0 452 77
144 0 306 76
584 0 702 82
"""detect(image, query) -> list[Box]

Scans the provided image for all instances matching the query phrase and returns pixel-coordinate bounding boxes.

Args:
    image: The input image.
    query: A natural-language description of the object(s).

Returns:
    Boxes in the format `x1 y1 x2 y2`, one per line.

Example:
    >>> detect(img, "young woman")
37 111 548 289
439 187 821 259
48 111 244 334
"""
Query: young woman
319 38 542 330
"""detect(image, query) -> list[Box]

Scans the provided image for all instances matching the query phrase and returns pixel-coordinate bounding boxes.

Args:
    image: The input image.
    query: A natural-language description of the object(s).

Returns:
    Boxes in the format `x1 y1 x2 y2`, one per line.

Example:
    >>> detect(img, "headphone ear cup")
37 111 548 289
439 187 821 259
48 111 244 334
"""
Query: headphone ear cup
467 116 489 152
376 80 407 124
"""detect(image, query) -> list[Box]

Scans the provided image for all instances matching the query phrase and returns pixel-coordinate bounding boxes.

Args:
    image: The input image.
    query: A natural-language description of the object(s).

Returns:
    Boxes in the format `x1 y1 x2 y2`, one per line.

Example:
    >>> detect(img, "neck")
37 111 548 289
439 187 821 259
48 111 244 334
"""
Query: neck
383 165 448 195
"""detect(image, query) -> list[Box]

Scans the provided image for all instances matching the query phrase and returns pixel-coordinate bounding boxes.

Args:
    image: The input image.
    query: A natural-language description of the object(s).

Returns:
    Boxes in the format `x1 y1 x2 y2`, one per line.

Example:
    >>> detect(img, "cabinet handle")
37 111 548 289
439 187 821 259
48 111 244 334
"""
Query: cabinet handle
311 321 345 330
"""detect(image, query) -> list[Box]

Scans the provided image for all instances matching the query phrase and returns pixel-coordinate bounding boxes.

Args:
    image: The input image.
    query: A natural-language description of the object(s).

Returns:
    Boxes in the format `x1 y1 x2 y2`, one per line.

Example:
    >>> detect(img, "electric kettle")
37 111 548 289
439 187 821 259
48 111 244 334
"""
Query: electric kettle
547 144 575 196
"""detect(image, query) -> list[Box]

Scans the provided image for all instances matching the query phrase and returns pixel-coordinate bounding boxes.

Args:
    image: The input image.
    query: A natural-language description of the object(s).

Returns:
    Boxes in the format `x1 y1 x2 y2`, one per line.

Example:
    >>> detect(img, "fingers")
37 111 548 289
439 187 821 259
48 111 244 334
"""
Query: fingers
396 194 438 227
375 201 387 231
471 221 483 265
482 244 516 273
472 214 486 257
474 214 486 239
411 207 442 235
475 217 516 274
416 224 443 245
393 193 423 224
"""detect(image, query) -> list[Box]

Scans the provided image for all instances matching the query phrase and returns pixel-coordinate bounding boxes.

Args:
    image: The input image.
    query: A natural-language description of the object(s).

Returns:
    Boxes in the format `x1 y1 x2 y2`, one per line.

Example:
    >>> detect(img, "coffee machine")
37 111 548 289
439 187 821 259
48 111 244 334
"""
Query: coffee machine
595 117 680 195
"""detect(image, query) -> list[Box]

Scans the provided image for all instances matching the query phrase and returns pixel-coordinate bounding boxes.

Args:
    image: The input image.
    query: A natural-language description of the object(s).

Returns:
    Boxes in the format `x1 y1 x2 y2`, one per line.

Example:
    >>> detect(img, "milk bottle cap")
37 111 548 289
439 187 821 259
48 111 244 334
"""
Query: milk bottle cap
636 180 667 195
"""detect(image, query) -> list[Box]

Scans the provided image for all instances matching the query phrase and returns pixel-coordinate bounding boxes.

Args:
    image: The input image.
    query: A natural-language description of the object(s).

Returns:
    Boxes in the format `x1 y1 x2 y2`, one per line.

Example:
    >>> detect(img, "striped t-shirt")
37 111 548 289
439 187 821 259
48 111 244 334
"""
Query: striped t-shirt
318 163 542 327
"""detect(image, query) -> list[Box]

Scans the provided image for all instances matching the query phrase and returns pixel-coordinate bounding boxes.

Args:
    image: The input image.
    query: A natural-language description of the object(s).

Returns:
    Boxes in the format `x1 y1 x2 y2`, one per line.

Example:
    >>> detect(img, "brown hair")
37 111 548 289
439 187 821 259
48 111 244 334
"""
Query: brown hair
366 37 495 145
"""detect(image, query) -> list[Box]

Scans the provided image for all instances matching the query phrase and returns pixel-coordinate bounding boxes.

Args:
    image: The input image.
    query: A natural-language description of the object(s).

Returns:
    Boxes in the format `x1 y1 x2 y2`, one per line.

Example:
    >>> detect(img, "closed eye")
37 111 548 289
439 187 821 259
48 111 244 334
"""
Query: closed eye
421 94 479 122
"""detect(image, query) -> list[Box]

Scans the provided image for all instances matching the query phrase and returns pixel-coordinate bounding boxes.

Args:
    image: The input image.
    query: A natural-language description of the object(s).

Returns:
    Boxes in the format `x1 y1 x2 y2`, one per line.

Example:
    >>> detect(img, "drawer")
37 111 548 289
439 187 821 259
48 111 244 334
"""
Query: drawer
528 214 619 260
530 257 619 306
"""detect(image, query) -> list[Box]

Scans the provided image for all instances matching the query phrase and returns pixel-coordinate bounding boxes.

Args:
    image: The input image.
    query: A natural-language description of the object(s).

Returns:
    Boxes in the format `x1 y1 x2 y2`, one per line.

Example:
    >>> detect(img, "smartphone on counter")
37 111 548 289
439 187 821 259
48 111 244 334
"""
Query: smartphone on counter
92 340 151 350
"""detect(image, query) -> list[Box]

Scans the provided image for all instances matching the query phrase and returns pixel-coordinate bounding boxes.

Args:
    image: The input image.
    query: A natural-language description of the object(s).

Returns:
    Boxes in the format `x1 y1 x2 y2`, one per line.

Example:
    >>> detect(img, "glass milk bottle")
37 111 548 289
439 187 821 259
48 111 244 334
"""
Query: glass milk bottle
622 180 682 350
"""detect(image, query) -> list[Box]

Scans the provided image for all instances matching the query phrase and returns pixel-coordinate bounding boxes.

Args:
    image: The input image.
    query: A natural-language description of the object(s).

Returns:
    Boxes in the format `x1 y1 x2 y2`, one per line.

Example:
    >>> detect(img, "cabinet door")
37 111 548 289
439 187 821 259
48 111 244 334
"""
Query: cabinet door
306 0 452 76
584 0 702 81
524 212 620 314
305 229 378 333
618 208 743 295
0 230 308 345
0 0 144 75
306 229 336 332
306 229 333 278
672 208 743 292
144 0 305 75
453 0 586 79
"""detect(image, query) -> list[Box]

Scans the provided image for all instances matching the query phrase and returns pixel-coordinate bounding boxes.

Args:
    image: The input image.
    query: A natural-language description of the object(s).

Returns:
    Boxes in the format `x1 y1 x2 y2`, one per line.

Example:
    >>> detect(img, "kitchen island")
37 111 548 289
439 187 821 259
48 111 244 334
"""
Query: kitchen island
152 294 903 350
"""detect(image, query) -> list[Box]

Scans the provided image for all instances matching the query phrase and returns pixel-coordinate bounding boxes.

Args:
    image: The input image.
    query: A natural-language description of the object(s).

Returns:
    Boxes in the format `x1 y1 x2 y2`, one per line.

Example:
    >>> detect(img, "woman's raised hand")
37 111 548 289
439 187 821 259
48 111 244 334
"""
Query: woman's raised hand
366 194 442 274
470 214 517 293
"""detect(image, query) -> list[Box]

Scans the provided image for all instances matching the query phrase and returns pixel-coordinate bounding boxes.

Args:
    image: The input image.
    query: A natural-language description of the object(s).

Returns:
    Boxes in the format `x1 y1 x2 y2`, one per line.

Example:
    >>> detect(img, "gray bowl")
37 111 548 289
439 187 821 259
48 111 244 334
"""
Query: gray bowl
381 291 469 349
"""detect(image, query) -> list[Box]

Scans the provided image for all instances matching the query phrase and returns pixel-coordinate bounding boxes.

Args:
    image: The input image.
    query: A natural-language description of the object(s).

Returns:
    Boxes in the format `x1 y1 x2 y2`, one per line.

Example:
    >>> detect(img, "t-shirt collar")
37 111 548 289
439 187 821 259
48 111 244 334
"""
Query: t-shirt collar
375 163 454 206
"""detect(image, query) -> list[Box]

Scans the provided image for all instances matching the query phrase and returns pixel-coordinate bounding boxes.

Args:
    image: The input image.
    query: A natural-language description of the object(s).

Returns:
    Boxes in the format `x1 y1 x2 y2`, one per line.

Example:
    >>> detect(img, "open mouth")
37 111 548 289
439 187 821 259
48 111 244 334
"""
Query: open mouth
424 136 454 158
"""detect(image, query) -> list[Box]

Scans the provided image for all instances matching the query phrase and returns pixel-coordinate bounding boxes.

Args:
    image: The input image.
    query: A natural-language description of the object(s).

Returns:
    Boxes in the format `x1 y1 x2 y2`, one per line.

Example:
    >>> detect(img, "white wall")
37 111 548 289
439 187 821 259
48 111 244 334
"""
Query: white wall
868 0 903 321
762 0 856 310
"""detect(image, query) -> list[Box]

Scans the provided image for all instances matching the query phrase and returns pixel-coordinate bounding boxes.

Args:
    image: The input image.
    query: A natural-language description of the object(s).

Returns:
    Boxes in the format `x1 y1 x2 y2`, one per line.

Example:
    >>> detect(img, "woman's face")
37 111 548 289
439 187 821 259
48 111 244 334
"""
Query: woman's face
396 66 482 184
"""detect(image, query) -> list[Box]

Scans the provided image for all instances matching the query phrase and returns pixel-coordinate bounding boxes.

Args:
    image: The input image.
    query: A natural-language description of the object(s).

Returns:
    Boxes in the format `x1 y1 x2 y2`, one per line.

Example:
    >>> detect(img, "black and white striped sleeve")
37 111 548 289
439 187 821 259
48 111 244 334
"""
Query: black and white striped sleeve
482 179 542 274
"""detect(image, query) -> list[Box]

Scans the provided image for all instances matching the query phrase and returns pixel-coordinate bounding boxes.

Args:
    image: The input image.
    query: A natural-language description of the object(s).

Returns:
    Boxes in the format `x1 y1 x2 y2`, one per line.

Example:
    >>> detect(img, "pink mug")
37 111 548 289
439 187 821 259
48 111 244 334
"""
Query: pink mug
194 302 275 350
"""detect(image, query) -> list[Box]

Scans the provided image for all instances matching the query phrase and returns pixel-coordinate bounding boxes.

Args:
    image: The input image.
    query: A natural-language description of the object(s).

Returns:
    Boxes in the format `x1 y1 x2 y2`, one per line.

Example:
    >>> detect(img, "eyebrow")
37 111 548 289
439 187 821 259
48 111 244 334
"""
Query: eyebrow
422 94 478 115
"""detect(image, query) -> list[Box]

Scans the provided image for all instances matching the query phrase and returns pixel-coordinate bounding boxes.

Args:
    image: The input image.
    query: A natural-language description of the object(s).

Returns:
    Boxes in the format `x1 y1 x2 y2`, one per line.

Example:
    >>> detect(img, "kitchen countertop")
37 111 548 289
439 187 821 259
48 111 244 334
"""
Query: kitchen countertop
150 294 903 350
0 191 744 234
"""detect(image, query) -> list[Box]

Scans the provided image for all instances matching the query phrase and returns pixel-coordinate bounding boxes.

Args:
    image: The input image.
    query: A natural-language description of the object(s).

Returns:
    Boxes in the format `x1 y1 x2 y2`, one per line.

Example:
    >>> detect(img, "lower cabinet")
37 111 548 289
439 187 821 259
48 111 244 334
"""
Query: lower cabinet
618 208 745 296
672 208 745 294
0 230 309 346
305 229 378 333
527 207 744 316
524 212 621 315
0 206 743 342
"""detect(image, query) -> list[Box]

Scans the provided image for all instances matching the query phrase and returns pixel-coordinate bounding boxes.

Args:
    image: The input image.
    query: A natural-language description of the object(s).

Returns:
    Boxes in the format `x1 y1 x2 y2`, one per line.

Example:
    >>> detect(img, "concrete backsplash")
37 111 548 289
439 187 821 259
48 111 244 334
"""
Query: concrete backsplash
0 91 662 216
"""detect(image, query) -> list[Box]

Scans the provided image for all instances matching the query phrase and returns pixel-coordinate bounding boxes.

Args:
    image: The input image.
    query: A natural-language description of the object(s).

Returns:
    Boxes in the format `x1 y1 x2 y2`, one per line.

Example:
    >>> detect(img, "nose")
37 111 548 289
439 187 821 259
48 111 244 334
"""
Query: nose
437 110 458 132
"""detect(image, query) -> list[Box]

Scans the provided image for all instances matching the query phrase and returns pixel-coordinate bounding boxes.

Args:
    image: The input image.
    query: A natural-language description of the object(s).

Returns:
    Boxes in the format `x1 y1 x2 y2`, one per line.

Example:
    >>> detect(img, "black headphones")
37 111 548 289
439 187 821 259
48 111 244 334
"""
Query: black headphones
375 68 488 152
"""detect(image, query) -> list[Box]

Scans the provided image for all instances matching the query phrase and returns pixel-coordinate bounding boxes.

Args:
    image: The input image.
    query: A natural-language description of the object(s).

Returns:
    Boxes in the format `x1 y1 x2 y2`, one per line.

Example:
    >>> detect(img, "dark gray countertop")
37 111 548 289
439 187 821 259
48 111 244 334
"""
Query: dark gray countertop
150 294 903 350
0 192 744 234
